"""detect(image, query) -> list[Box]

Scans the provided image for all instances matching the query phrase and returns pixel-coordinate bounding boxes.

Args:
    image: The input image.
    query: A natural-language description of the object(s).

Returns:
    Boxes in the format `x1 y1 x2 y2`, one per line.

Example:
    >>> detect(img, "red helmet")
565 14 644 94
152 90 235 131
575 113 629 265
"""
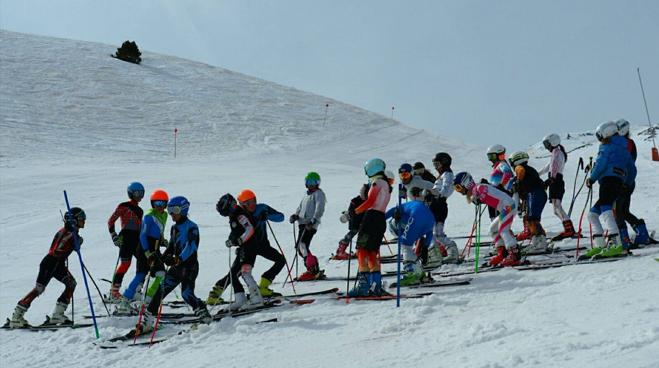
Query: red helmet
150 189 169 202
237 189 256 203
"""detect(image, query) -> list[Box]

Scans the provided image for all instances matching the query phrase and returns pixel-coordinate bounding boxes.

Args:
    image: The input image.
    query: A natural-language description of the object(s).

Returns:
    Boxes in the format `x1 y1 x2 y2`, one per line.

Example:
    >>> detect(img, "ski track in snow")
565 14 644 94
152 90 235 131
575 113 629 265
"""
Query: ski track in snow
1 31 659 368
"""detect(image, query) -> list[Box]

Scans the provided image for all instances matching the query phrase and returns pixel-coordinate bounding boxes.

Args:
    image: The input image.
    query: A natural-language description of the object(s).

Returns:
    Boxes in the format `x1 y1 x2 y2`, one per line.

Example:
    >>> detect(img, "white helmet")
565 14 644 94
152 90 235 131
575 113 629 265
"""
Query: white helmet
486 144 506 155
384 170 395 185
509 151 530 166
616 119 630 137
595 121 619 141
542 134 561 149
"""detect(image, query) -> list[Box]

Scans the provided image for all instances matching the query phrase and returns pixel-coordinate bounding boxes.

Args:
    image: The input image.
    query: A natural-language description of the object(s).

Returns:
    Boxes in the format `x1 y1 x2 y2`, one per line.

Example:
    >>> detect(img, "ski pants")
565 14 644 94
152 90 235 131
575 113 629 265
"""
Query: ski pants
614 182 641 228
490 205 517 249
147 260 202 315
19 255 76 308
122 246 153 300
112 229 140 286
588 176 622 238
526 188 547 222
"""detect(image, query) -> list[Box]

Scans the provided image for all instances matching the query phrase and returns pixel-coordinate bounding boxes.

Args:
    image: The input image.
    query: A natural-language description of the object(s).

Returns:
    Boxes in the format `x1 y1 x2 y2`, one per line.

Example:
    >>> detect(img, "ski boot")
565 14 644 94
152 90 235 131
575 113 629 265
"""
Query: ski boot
207 285 225 306
632 219 650 246
194 304 212 324
557 220 576 239
348 272 371 297
500 247 521 267
9 304 29 329
228 292 247 311
524 235 548 255
245 286 264 309
369 272 390 296
135 311 155 335
298 255 322 281
488 246 507 267
48 302 72 325
516 217 532 241
619 226 633 251
258 277 281 297
442 241 459 264
333 240 352 260
425 245 444 268
106 284 123 303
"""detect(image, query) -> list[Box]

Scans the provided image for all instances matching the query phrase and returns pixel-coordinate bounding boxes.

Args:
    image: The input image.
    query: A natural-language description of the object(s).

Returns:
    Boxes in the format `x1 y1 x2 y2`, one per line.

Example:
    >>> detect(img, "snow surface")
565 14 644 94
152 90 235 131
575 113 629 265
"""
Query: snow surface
1 30 658 368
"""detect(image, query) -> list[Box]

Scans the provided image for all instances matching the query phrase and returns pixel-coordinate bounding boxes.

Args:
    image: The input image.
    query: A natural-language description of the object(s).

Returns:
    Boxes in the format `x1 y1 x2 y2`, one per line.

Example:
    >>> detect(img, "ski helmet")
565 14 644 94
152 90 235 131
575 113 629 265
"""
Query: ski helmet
486 144 506 162
509 151 530 166
150 189 169 208
384 170 395 186
305 172 321 187
64 207 86 229
432 152 452 167
616 119 630 137
127 182 145 200
216 193 237 217
413 162 425 173
398 163 413 182
595 121 619 141
453 172 475 191
364 158 386 177
167 196 190 216
237 189 256 203
542 134 560 150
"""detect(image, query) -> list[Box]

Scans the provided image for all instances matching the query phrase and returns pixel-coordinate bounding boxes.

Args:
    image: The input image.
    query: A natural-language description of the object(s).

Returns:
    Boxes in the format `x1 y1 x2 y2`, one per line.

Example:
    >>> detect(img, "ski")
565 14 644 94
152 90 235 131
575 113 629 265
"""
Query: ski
336 292 433 301
1 317 93 330
162 300 284 325
97 329 187 349
390 277 472 289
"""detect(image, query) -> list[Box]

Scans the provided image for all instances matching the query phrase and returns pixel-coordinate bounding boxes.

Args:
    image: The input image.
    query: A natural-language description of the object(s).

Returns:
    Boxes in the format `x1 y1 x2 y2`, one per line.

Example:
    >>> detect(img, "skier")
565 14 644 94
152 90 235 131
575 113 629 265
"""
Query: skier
385 199 435 286
106 182 144 302
116 189 169 314
453 172 520 267
509 151 549 253
335 183 369 260
399 163 436 201
209 190 286 309
583 121 636 258
485 145 515 228
348 158 392 296
136 196 211 334
9 208 86 328
413 161 437 183
428 152 458 265
538 134 575 239
615 119 650 248
289 172 327 281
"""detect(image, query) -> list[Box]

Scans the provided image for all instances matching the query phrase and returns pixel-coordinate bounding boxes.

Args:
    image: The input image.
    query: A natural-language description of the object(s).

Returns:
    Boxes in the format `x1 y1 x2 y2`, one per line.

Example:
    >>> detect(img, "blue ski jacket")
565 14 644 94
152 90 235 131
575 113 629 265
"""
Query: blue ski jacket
169 216 200 263
590 135 636 185
385 201 435 246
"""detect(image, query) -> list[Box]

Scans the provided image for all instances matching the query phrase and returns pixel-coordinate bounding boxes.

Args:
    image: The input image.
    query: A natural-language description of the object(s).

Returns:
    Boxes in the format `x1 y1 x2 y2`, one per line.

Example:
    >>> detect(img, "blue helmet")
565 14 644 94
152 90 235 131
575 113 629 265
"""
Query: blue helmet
398 163 413 174
364 158 386 177
453 172 475 189
127 182 145 200
167 196 190 216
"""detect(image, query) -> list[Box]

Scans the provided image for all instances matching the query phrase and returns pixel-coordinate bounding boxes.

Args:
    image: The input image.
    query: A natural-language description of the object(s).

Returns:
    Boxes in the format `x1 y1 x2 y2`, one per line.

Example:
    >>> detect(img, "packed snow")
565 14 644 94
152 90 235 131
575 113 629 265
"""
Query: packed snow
1 31 658 368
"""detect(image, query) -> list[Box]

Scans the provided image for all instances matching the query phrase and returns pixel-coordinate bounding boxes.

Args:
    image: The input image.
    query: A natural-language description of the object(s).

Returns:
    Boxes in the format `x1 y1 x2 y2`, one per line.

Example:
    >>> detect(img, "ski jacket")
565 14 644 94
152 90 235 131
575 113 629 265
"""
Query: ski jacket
47 227 77 259
347 195 366 231
513 163 544 196
293 188 326 229
228 206 256 247
468 183 515 212
168 216 199 264
538 145 567 179
590 135 636 185
140 209 168 252
355 176 391 214
250 203 284 244
625 137 638 162
402 175 437 200
432 170 455 199
489 160 514 192
385 201 435 245
108 200 143 234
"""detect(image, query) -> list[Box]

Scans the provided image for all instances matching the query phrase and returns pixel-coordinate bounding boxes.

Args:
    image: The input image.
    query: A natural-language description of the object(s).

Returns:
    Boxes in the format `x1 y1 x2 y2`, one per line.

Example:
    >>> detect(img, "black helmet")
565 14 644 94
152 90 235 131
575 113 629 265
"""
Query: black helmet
216 193 237 217
64 207 86 229
413 162 425 171
432 152 452 167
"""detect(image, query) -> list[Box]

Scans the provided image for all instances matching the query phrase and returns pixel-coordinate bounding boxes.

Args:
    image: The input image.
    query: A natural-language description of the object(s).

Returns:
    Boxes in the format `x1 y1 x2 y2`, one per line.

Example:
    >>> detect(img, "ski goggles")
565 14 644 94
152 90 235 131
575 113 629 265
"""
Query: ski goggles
399 171 412 181
131 190 145 199
239 198 256 208
486 153 499 162
454 184 467 194
542 140 552 150
152 200 168 208
305 179 319 187
167 205 183 215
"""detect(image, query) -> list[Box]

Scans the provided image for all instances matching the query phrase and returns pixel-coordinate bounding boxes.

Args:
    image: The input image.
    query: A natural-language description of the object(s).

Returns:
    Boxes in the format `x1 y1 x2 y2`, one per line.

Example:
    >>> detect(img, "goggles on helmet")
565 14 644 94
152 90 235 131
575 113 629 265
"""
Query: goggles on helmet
167 205 183 215
305 179 319 187
454 184 468 194
487 152 499 162
131 190 145 199
152 200 168 208
239 198 257 208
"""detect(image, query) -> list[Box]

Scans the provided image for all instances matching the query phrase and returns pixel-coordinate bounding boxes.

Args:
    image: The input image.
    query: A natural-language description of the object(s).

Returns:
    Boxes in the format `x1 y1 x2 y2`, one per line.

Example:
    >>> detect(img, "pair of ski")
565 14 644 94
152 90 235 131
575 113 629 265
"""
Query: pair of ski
162 287 338 309
2 316 93 331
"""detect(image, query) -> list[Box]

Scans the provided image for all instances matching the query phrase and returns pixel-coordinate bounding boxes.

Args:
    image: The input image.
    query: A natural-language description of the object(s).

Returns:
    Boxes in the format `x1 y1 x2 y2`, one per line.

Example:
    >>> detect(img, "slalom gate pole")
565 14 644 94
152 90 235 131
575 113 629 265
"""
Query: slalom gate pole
474 204 482 273
396 183 403 308
346 238 353 295
636 67 658 161
82 263 111 317
63 190 99 338
567 157 584 218
575 186 593 260
267 221 296 294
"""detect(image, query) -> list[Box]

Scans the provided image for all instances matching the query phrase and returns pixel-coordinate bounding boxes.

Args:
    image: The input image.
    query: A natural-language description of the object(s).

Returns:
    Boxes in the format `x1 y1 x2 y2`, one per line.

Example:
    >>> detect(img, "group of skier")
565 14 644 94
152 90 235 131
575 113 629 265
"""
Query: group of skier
6 119 651 330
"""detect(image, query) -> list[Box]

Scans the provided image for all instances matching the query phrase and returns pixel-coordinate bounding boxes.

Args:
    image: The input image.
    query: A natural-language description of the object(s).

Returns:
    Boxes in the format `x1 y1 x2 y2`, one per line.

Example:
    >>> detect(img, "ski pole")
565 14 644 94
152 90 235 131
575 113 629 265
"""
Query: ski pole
396 183 403 308
575 186 593 260
266 221 296 294
567 157 584 218
67 258 74 326
133 274 151 343
382 235 395 256
474 204 482 273
82 263 111 317
462 207 478 259
63 190 99 338
150 265 169 345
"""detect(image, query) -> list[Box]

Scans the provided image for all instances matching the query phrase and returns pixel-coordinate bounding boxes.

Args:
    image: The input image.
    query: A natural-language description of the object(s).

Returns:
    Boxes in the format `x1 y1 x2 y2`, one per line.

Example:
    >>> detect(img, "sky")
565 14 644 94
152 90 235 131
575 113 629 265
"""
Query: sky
1 0 658 149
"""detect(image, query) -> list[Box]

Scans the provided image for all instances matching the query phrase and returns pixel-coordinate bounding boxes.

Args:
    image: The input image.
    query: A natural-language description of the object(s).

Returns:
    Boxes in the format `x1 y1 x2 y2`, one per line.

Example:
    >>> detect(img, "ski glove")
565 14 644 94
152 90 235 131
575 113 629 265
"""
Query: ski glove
225 237 242 248
258 210 269 222
339 211 350 224
111 232 123 247
586 178 594 188
159 237 169 248
163 253 180 267
289 214 299 224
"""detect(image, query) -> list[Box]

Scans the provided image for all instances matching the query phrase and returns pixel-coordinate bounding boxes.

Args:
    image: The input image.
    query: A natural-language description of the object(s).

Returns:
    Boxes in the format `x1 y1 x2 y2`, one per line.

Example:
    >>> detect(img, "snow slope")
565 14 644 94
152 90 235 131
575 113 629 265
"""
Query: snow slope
1 31 658 368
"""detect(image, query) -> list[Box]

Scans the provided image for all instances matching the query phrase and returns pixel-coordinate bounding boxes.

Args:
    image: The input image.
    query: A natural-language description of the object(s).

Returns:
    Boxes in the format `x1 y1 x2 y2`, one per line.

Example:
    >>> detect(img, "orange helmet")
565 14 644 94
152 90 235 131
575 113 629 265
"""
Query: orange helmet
237 189 256 203
150 189 169 202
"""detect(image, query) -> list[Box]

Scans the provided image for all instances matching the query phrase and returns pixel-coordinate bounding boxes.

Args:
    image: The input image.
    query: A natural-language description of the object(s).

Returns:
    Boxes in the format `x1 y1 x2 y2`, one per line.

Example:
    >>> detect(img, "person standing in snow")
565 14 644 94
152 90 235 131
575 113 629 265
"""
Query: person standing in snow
454 172 520 267
537 134 575 239
385 199 435 286
582 121 636 258
106 182 144 302
136 196 211 334
427 152 458 265
399 163 436 201
8 208 86 328
116 189 169 314
348 158 392 296
210 190 285 309
484 144 515 224
289 172 326 281
509 151 549 253
614 119 650 248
